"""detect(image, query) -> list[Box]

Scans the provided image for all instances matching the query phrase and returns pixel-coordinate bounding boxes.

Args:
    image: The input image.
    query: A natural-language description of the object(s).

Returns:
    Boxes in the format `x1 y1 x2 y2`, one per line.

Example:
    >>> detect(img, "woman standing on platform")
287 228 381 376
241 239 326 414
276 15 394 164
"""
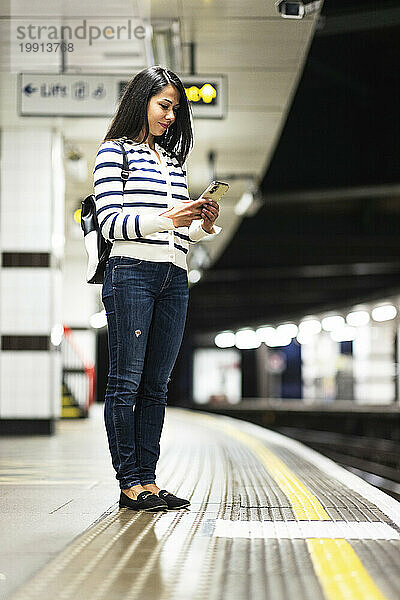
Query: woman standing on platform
94 66 221 512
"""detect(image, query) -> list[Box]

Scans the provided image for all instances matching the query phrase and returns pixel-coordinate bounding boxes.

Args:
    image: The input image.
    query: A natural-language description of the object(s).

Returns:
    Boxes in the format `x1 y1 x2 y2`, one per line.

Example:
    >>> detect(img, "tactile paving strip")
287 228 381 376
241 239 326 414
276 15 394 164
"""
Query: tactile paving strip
8 409 400 600
268 443 398 522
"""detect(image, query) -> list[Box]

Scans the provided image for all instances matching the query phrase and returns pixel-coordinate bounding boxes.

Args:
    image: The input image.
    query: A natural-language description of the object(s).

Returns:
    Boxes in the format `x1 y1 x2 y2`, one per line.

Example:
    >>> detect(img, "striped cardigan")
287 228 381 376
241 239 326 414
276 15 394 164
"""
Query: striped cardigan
93 138 222 271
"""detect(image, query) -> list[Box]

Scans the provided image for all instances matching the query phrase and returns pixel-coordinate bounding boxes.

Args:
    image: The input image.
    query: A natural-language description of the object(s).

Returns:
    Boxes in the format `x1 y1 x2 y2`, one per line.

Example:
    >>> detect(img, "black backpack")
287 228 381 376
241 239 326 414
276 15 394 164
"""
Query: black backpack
81 139 129 284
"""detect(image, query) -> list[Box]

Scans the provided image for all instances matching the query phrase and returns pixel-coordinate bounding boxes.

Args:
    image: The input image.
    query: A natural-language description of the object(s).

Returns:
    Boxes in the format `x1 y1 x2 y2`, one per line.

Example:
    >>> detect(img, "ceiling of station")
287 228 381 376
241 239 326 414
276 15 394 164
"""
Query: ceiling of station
187 3 400 342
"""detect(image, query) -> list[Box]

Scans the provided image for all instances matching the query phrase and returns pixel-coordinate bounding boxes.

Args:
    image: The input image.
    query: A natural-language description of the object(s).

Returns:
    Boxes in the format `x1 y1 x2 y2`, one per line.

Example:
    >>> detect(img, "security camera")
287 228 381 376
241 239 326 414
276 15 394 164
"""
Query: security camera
275 1 323 19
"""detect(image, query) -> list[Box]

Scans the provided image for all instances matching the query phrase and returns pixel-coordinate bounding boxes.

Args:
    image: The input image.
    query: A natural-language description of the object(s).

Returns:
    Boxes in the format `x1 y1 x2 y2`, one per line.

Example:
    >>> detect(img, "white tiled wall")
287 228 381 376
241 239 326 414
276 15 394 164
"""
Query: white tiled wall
0 352 52 418
0 269 53 334
0 128 64 420
1 130 53 251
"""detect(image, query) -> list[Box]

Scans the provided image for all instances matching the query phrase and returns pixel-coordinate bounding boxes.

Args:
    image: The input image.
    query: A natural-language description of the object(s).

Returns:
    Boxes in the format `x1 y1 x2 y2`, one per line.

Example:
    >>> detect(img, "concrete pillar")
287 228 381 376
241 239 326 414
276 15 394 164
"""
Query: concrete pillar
301 331 339 403
353 320 396 405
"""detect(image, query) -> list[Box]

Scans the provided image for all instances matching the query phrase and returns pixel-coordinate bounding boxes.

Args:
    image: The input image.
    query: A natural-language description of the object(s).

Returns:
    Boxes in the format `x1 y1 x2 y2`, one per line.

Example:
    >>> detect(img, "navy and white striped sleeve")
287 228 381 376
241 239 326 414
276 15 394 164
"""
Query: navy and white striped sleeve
93 140 175 241
185 164 222 244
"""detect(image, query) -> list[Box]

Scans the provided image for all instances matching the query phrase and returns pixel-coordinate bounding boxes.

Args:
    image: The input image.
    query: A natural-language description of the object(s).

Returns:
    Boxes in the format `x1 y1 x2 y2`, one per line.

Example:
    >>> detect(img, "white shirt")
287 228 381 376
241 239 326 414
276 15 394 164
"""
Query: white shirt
93 138 222 271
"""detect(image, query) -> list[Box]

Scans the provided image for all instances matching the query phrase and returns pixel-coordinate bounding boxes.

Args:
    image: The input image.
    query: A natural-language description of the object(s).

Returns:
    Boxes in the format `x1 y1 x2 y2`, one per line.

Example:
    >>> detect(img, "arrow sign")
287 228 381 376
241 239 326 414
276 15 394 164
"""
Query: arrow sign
23 83 37 95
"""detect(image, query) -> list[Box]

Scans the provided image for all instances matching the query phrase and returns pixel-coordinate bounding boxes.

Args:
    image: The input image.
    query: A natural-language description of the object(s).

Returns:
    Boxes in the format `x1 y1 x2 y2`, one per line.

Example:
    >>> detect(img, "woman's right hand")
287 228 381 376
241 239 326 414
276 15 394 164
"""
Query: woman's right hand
160 199 205 228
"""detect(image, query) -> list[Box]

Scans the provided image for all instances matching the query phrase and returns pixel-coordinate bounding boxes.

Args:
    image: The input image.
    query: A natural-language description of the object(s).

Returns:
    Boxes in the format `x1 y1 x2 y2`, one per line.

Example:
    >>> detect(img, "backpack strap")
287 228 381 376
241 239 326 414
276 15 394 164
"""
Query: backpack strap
115 138 130 188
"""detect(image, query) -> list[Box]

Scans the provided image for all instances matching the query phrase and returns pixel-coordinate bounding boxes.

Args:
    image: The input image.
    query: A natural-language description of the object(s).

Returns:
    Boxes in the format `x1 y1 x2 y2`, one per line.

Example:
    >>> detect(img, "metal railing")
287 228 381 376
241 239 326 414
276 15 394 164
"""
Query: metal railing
62 325 95 416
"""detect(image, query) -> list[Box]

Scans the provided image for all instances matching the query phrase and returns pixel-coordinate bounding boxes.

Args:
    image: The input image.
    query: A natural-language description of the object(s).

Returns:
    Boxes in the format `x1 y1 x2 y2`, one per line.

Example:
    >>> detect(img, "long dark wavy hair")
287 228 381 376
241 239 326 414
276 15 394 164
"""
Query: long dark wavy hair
104 65 193 166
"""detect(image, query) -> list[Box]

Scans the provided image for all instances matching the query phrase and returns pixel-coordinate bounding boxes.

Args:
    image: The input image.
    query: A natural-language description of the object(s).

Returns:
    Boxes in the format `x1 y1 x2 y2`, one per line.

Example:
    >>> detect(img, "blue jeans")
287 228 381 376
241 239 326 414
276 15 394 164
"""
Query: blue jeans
101 256 189 489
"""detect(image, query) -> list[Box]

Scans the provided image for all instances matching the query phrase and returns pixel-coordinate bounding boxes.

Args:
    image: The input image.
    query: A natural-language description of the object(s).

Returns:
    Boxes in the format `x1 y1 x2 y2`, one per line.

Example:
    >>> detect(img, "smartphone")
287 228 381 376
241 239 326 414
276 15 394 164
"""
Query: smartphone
198 180 230 203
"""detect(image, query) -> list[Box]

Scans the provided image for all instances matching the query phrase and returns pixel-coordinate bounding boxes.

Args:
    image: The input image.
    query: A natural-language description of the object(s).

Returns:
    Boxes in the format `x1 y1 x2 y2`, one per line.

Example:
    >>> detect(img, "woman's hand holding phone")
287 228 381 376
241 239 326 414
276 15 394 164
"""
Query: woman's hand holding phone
160 179 226 231
200 199 220 233
160 198 220 231
160 198 205 228
197 181 227 232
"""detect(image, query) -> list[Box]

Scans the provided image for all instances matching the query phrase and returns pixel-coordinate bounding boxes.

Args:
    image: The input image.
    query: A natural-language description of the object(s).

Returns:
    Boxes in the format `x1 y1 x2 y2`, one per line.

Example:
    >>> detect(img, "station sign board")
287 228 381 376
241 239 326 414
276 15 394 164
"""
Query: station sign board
19 72 227 119
19 73 120 117
183 75 227 118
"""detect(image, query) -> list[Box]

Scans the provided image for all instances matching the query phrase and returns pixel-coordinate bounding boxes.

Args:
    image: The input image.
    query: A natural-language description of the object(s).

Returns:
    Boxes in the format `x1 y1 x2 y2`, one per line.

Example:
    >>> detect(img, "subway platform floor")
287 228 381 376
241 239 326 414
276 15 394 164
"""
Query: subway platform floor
1 403 400 600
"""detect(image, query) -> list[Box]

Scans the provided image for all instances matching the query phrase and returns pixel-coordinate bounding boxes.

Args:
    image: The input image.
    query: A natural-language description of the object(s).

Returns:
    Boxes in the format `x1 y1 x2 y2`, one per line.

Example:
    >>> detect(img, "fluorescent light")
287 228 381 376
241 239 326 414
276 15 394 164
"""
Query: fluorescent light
215 331 235 348
255 325 291 347
346 310 370 327
234 191 254 216
321 315 345 331
188 269 201 283
276 323 298 338
235 329 261 349
299 318 321 335
372 304 397 322
256 326 275 343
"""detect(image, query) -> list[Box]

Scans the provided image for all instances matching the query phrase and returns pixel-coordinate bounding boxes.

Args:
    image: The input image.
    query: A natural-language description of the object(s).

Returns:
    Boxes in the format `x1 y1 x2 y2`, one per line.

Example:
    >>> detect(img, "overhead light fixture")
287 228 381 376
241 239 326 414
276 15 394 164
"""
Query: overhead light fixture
256 326 275 343
235 329 261 350
296 322 319 344
276 323 298 338
235 191 254 216
298 318 321 336
321 315 345 332
234 182 263 217
346 310 370 327
188 269 202 284
275 0 323 19
255 325 292 347
371 304 397 322
215 331 235 348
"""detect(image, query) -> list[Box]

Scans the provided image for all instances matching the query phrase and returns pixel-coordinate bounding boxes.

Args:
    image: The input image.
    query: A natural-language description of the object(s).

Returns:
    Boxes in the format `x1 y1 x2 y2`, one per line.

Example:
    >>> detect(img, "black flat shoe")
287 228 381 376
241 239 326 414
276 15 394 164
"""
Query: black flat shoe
157 489 191 510
119 490 168 512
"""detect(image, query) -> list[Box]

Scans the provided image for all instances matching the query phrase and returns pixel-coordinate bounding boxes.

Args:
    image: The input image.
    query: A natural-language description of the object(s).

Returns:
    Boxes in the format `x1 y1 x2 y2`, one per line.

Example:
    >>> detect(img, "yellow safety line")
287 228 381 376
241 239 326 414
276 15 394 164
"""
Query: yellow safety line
190 413 330 520
228 423 330 520
307 539 387 600
182 411 389 600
